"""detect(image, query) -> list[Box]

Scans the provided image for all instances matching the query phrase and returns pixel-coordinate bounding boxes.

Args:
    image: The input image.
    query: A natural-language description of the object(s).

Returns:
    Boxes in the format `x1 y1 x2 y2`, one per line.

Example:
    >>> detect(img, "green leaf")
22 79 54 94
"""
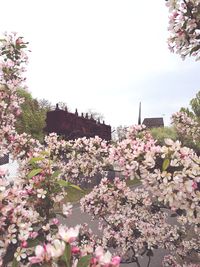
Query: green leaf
20 45 27 48
27 168 43 178
51 170 61 179
27 238 40 247
57 180 83 192
162 159 170 171
57 180 70 187
41 151 50 156
29 157 44 164
68 183 83 191
77 255 92 267
12 258 18 267
61 243 71 266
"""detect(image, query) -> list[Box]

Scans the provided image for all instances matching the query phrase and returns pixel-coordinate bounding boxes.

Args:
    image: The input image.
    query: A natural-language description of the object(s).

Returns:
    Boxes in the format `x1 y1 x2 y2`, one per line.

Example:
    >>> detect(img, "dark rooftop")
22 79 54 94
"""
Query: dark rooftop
142 117 164 128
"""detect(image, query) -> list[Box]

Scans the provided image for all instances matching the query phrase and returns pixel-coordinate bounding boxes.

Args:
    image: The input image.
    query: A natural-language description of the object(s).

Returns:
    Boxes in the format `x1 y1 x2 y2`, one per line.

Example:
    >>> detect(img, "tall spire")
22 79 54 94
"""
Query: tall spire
138 102 141 125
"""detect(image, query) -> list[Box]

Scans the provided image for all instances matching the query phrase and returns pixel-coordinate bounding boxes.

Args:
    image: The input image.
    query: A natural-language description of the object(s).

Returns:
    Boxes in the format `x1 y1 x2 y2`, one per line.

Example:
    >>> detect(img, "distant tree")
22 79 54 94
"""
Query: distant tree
150 126 178 146
85 109 104 121
112 125 128 141
179 90 200 119
38 98 53 111
56 101 70 111
173 90 200 154
16 89 52 142
190 90 200 118
179 107 194 118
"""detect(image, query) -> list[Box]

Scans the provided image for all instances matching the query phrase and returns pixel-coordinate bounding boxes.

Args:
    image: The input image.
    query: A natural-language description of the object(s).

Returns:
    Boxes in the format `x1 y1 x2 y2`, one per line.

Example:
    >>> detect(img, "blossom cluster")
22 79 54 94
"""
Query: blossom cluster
0 32 29 156
82 125 200 265
29 224 120 267
44 133 110 184
166 0 200 60
139 138 200 225
81 178 181 265
0 150 120 267
109 125 160 178
171 111 200 144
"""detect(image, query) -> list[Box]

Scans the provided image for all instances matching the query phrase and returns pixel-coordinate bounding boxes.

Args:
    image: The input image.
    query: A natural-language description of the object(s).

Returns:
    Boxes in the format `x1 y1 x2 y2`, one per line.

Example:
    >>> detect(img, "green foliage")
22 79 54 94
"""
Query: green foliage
61 243 71 267
77 255 92 267
57 180 83 192
12 258 18 267
27 168 43 179
178 90 200 153
179 91 200 120
190 91 200 119
179 107 194 118
15 89 52 142
162 159 170 171
150 127 178 146
178 133 200 155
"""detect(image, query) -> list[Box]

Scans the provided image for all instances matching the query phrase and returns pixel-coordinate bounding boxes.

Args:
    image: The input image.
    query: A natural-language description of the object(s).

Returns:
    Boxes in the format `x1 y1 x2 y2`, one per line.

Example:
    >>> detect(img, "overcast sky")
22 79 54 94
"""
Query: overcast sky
0 0 199 127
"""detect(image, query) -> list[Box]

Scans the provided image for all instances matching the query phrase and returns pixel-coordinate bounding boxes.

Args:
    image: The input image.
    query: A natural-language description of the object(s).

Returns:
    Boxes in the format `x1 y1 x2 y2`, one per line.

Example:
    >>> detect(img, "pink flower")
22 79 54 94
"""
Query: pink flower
21 241 28 248
0 168 6 177
111 256 121 266
49 239 65 259
192 182 198 190
90 257 98 265
58 225 80 243
16 38 24 45
29 232 38 239
51 218 59 225
71 246 80 254
95 246 113 266
29 244 51 264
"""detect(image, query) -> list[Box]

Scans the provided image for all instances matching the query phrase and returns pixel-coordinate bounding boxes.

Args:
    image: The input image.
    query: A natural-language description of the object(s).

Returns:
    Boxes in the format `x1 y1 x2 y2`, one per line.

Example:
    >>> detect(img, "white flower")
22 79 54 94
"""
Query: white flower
37 188 47 199
42 223 50 231
58 225 80 243
49 239 65 258
99 251 112 265
14 247 27 261
95 246 112 265
185 180 193 193
62 203 73 217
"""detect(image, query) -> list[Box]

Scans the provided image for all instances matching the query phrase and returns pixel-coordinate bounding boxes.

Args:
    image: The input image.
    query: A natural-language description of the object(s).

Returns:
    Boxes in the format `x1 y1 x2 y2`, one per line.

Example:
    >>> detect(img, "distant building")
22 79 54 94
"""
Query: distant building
44 104 111 141
142 117 164 128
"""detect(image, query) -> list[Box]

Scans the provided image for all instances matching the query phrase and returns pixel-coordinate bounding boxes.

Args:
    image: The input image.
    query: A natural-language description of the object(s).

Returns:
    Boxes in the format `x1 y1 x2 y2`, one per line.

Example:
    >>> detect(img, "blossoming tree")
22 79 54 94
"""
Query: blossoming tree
0 33 120 267
1 4 200 264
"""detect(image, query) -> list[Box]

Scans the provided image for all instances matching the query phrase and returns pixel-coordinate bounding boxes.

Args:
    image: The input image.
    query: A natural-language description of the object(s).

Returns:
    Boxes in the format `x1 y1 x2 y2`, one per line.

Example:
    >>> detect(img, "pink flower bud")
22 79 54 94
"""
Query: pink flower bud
192 182 198 190
111 256 121 266
16 38 23 45
90 257 98 265
29 232 38 239
21 241 28 248
52 218 59 225
71 246 80 254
